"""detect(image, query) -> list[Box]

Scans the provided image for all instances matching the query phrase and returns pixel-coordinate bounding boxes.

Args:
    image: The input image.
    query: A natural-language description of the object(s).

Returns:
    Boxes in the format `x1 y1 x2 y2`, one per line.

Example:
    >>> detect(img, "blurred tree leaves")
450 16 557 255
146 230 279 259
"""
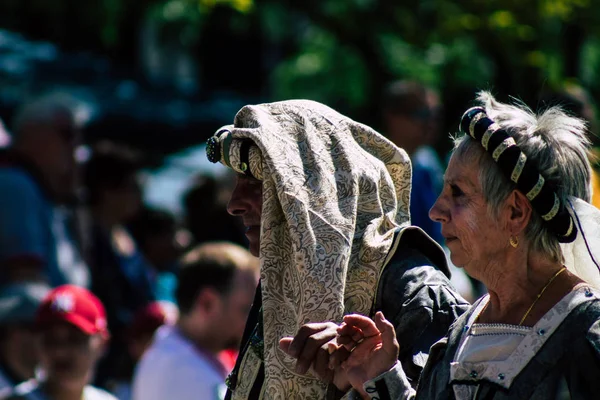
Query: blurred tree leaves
2 0 600 122
254 0 600 123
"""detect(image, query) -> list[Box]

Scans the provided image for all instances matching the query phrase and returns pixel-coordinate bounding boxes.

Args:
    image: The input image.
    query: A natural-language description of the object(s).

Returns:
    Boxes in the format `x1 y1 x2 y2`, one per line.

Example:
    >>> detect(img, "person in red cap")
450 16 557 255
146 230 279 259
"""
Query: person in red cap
13 285 117 400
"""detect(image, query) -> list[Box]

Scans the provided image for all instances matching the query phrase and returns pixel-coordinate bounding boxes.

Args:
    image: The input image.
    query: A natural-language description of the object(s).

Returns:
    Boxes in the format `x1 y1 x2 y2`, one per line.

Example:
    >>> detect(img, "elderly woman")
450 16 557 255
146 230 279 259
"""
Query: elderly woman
315 92 600 399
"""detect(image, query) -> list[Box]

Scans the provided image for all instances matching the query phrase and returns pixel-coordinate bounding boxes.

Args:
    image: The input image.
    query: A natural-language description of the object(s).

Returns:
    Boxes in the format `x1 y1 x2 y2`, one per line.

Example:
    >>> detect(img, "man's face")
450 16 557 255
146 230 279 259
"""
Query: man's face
227 175 263 257
39 322 103 389
384 108 429 155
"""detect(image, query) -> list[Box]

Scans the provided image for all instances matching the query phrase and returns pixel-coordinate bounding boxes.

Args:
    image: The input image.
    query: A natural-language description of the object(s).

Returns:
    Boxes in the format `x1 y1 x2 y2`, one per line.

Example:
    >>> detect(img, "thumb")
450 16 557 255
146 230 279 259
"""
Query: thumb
374 312 397 350
279 337 294 355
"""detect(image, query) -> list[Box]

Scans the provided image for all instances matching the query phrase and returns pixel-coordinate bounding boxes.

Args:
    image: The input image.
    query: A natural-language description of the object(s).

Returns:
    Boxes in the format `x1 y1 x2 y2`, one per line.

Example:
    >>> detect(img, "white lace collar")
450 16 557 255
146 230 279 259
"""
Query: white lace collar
449 285 598 389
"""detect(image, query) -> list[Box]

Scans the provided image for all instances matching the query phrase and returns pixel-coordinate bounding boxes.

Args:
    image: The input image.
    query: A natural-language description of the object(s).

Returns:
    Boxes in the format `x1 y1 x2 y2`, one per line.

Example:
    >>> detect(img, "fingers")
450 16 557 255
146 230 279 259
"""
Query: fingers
279 322 339 375
313 342 334 382
279 337 293 355
341 314 381 338
328 343 351 370
278 314 396 379
373 311 397 349
294 326 338 374
287 323 335 358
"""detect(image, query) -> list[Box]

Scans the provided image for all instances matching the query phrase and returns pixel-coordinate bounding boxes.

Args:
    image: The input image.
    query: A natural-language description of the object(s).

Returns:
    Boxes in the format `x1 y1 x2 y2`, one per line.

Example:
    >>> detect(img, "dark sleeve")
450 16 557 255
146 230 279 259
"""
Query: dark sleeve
563 319 600 399
375 246 470 382
0 172 48 267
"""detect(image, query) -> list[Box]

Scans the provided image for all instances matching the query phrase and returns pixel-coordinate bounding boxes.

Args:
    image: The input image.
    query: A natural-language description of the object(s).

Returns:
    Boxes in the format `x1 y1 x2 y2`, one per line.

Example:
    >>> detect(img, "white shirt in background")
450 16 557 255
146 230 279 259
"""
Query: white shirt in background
132 326 227 400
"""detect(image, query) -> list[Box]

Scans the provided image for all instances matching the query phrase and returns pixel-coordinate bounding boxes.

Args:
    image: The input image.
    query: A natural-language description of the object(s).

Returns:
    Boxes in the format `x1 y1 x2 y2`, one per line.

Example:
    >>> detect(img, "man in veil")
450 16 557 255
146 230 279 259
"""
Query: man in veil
206 100 469 399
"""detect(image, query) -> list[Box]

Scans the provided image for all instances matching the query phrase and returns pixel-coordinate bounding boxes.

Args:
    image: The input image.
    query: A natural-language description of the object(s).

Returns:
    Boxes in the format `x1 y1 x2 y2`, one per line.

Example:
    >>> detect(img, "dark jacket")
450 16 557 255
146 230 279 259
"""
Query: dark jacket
362 289 600 400
226 226 470 400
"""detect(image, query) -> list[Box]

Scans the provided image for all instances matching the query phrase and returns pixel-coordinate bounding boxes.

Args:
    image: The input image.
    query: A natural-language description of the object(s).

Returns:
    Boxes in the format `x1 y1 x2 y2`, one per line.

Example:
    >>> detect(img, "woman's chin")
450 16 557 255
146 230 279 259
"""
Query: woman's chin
448 253 466 269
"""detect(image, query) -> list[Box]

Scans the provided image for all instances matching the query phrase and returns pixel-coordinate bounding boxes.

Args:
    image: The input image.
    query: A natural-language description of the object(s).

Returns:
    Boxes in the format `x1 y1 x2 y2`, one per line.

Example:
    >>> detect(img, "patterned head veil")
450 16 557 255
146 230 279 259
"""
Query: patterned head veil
206 100 411 399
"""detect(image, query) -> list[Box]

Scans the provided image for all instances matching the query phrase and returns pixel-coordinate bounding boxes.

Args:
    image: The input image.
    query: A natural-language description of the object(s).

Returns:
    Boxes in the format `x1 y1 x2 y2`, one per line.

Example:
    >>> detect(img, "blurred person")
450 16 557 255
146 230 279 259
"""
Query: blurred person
383 82 479 300
83 142 155 388
127 207 189 303
412 88 445 195
318 92 600 399
205 100 469 399
539 82 600 208
0 283 50 397
132 242 259 400
382 80 444 245
0 94 89 287
183 174 246 247
13 285 116 400
106 301 178 400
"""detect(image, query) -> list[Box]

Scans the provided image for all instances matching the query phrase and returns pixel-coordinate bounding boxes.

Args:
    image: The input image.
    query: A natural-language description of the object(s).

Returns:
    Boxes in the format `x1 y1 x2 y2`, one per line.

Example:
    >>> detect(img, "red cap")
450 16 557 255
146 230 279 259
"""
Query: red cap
129 301 178 339
36 285 109 338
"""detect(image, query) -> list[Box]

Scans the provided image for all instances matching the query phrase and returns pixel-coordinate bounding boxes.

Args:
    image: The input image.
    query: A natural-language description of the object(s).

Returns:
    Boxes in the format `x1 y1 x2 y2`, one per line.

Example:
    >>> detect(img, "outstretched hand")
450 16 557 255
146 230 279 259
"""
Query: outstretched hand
279 322 352 391
330 312 400 392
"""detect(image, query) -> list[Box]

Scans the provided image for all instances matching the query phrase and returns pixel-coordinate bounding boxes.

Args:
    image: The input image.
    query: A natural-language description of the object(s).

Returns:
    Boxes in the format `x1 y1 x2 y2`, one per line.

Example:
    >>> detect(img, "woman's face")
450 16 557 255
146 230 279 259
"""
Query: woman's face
429 153 509 279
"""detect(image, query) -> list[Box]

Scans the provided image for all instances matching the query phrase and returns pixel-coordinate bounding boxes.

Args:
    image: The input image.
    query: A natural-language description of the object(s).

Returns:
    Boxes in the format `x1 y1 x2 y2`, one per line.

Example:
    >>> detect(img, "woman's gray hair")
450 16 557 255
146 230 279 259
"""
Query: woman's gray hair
453 91 592 262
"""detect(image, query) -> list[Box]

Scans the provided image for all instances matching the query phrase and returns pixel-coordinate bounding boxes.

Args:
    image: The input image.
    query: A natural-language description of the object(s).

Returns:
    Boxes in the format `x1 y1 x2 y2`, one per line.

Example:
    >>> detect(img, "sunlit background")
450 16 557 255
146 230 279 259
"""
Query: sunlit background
0 0 598 214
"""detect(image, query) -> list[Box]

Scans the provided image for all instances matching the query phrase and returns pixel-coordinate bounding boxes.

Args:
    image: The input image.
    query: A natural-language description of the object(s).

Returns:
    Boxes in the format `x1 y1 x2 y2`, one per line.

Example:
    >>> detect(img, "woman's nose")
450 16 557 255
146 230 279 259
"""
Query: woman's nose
429 195 449 223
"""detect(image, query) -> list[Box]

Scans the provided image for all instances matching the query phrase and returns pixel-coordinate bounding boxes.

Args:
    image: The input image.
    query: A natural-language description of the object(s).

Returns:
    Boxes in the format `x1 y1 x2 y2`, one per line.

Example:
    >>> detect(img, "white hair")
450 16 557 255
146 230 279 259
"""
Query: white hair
453 91 592 262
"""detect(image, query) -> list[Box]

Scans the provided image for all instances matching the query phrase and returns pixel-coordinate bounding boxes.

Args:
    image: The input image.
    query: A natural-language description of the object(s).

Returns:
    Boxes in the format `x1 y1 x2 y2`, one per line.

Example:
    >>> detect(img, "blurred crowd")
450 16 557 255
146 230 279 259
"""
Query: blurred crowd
0 78 598 400
0 92 258 399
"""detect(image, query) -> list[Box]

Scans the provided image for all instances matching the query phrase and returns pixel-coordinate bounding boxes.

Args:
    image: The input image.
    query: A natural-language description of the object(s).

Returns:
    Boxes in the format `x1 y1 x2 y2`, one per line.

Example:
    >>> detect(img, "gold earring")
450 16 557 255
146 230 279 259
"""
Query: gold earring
509 235 519 248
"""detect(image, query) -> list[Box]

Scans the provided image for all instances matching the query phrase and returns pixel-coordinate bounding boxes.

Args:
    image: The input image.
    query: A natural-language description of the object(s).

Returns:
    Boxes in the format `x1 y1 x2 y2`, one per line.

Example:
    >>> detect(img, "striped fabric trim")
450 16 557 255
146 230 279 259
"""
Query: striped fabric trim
482 123 500 151
469 113 484 139
526 175 545 201
492 137 516 162
542 194 560 221
511 152 527 183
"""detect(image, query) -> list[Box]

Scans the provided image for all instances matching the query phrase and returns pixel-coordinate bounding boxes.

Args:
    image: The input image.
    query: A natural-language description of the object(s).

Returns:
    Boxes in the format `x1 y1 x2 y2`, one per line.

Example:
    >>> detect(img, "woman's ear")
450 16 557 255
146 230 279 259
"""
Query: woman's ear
506 189 532 235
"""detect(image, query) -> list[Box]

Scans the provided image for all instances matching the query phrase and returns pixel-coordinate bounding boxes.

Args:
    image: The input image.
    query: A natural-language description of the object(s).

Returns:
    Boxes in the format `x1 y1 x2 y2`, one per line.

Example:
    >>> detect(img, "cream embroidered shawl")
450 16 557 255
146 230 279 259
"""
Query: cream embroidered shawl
210 100 411 399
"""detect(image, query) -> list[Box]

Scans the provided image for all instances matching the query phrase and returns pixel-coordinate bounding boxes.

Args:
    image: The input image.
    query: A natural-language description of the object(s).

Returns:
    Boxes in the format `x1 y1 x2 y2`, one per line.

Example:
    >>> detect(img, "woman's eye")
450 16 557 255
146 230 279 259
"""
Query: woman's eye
450 185 464 197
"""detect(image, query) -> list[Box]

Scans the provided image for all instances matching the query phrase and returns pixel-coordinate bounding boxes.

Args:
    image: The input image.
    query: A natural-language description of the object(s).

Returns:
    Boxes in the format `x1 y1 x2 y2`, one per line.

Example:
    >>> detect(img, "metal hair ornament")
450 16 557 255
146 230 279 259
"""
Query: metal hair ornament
205 126 264 180
460 107 576 243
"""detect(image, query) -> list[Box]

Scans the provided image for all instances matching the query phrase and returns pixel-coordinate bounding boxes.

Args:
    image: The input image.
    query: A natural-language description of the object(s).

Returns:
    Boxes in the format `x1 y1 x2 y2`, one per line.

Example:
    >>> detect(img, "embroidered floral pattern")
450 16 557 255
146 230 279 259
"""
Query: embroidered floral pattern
220 100 411 399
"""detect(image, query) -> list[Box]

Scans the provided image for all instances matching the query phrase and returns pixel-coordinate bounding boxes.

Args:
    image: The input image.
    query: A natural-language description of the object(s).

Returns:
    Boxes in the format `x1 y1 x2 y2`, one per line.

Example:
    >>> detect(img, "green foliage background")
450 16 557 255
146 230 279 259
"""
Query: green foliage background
1 0 599 139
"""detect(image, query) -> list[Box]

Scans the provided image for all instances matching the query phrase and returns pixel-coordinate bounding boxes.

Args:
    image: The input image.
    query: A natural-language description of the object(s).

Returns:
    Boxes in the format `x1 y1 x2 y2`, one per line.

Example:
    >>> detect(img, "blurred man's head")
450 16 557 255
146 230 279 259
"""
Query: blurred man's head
382 80 438 155
0 283 50 382
176 242 259 354
36 285 109 392
11 94 85 201
539 82 599 145
127 301 178 361
84 142 144 223
128 207 188 271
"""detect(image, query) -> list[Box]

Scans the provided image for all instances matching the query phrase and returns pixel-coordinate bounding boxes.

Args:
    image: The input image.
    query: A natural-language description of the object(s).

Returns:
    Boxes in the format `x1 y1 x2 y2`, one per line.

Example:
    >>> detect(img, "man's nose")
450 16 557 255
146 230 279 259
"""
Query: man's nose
227 184 248 216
